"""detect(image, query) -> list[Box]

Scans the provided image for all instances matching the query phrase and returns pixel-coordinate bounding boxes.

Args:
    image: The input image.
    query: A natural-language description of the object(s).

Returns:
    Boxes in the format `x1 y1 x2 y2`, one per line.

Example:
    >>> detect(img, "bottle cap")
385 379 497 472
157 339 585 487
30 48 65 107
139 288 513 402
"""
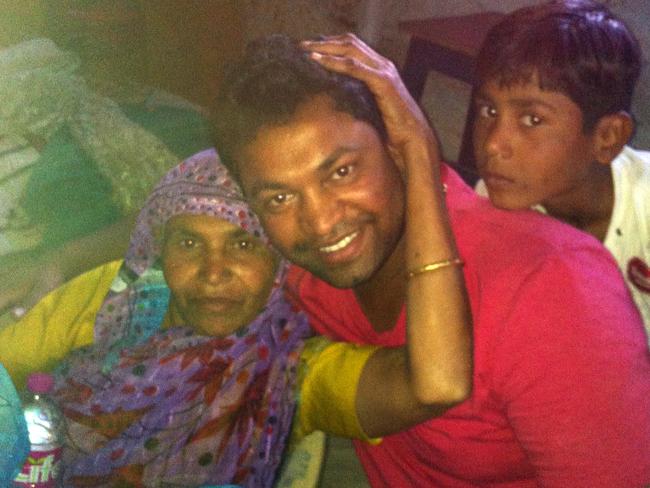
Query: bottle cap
26 372 54 394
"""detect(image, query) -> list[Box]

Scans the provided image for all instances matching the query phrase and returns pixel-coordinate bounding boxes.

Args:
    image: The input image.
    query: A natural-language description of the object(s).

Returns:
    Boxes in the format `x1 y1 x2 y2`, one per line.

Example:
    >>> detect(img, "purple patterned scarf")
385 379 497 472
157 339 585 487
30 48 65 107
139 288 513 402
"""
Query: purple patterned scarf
52 149 310 487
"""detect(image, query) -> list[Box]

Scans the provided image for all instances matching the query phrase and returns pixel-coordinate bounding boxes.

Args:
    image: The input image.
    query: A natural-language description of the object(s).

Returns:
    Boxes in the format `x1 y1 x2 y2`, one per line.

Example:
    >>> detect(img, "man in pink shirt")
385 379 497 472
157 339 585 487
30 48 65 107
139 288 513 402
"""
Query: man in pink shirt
212 33 650 487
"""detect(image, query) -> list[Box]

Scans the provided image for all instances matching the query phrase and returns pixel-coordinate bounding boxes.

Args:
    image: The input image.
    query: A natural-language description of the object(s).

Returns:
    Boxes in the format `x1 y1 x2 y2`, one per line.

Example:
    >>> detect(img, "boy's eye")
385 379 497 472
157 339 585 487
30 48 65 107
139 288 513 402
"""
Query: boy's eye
521 114 542 127
332 165 352 179
477 104 497 118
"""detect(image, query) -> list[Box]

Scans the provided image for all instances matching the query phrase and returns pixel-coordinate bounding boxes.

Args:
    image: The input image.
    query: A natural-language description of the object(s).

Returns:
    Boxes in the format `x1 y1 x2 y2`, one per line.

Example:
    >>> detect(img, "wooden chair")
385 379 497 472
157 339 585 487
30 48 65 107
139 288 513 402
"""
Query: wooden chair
399 12 505 185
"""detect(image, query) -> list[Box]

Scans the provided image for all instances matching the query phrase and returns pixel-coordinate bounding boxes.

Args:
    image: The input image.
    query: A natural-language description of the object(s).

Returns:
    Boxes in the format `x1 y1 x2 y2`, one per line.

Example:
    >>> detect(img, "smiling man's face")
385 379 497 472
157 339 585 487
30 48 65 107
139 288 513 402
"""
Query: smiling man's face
236 94 405 289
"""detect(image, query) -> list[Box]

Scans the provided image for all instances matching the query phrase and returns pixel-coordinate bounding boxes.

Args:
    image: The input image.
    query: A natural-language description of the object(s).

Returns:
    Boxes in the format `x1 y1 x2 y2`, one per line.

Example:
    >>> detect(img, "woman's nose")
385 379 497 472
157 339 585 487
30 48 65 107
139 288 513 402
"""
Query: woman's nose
201 252 234 283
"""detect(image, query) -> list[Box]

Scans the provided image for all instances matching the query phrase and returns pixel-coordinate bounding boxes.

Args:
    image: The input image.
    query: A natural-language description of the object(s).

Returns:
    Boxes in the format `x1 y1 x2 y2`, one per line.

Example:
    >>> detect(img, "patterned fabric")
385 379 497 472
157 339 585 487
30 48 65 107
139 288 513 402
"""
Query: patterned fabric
52 149 310 487
0 135 42 256
0 37 181 215
0 38 193 258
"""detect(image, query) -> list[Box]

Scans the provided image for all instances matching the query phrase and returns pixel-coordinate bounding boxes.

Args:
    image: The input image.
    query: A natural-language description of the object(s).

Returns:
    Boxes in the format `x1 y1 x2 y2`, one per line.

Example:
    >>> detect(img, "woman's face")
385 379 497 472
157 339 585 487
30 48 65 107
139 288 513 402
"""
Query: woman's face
161 214 278 337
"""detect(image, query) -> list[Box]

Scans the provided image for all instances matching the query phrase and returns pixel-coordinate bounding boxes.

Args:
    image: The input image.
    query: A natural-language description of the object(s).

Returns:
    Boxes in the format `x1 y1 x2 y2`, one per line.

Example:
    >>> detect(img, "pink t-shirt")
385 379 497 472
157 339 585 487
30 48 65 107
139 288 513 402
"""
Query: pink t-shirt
287 166 650 487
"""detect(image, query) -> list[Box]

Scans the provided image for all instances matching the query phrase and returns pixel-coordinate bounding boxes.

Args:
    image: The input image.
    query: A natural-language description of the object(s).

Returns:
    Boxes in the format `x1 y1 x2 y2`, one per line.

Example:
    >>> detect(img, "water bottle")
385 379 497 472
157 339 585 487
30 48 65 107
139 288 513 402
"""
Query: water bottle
13 373 63 487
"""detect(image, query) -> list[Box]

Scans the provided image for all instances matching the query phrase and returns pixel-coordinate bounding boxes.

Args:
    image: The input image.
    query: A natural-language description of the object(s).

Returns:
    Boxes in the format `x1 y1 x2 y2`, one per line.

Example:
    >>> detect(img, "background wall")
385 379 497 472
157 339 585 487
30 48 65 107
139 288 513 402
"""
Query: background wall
0 0 244 108
238 0 650 160
376 0 650 158
2 0 646 159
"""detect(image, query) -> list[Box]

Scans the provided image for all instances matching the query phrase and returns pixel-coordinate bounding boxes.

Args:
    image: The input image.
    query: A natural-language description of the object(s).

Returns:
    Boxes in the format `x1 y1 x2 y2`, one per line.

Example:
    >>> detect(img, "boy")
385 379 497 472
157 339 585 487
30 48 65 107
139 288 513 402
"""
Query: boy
473 0 650 330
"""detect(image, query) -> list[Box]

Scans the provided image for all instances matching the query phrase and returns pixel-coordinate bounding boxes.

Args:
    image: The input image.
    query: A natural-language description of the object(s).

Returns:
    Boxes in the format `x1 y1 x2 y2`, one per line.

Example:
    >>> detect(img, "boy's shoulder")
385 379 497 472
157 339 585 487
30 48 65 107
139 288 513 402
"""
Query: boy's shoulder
611 145 650 216
614 145 650 180
446 165 602 252
445 166 622 287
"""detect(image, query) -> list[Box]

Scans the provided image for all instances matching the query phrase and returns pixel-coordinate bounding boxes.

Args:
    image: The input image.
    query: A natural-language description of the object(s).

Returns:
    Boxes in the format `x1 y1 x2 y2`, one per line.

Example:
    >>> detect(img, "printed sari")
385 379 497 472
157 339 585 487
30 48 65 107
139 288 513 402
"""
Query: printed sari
52 149 310 487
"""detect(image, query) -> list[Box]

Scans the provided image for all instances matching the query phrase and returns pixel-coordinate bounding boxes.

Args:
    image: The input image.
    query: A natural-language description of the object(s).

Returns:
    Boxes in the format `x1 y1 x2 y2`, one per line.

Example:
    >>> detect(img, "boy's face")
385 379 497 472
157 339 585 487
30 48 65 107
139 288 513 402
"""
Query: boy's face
235 94 405 289
473 76 599 211
162 214 277 337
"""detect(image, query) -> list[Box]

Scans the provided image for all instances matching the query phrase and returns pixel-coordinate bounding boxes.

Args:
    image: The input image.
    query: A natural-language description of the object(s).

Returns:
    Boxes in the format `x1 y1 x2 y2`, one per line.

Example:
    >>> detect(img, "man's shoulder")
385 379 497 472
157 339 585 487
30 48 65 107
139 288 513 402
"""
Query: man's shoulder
286 266 364 339
445 164 572 253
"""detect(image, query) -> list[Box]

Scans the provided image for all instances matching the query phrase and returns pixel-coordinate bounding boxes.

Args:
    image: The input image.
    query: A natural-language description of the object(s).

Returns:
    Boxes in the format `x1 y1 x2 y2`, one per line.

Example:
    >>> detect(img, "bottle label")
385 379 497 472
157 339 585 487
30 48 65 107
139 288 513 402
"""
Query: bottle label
13 446 62 487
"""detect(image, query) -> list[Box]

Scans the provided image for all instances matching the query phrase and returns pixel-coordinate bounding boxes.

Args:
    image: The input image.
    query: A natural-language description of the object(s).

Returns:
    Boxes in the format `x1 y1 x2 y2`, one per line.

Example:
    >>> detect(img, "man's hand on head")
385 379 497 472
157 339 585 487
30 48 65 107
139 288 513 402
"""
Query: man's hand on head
300 33 441 175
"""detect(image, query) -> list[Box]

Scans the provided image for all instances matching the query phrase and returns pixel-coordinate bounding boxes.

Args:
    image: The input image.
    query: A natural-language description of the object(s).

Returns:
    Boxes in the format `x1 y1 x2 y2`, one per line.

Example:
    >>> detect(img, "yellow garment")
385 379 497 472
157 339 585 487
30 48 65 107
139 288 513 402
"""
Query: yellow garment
0 260 121 390
0 260 377 443
296 336 380 443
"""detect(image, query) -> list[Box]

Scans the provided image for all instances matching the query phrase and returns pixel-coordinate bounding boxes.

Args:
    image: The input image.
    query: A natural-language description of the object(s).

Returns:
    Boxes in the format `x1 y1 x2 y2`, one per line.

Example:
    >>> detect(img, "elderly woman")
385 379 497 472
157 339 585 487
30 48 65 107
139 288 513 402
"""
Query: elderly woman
46 150 308 486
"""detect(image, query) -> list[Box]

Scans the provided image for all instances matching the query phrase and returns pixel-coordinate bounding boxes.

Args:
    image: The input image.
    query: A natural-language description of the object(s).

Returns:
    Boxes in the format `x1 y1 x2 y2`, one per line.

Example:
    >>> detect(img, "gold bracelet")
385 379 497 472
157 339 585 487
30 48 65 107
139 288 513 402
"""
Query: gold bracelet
407 258 464 278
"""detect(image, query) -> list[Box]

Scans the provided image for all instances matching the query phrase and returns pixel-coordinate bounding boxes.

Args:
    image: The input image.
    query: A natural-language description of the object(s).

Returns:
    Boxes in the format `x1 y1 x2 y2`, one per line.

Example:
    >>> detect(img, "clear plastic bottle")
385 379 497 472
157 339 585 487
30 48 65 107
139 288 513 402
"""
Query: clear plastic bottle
13 373 63 487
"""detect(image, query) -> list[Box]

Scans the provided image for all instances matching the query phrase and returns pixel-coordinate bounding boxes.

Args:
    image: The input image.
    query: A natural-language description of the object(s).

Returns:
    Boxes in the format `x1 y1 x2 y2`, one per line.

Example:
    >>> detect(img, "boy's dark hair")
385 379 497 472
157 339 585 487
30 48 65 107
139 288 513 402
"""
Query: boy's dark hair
212 34 386 177
476 0 641 130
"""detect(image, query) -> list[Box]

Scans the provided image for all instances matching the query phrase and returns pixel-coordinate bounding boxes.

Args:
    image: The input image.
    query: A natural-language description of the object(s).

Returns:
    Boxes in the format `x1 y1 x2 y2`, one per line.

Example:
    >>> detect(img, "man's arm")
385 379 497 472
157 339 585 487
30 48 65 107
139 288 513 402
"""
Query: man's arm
301 35 473 437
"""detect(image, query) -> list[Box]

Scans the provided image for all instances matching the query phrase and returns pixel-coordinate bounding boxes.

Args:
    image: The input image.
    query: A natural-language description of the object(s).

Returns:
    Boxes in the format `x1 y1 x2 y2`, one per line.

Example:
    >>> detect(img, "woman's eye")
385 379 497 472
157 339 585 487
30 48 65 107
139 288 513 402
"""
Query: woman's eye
235 239 255 251
179 238 196 249
522 114 542 127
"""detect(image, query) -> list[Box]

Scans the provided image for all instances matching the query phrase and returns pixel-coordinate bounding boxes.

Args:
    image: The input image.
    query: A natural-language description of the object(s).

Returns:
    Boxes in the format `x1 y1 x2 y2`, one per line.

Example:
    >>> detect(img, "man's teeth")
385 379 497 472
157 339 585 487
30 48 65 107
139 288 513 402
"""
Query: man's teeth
320 232 358 253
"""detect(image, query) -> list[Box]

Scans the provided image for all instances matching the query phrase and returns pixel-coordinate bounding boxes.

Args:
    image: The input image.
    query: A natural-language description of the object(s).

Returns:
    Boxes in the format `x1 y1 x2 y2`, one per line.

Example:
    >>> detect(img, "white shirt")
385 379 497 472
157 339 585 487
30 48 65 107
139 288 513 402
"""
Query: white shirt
604 146 650 332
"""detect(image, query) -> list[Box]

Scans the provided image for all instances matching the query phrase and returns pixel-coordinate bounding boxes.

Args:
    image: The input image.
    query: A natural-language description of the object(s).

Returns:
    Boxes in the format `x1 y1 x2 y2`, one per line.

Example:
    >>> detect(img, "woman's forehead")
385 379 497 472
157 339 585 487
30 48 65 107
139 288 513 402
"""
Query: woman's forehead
148 192 267 243
165 213 248 237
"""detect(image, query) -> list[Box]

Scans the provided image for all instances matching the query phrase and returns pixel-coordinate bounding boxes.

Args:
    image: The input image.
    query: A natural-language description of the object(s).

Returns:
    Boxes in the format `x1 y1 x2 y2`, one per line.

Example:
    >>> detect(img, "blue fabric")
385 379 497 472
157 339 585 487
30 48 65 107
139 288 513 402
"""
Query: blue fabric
100 269 170 374
0 362 29 483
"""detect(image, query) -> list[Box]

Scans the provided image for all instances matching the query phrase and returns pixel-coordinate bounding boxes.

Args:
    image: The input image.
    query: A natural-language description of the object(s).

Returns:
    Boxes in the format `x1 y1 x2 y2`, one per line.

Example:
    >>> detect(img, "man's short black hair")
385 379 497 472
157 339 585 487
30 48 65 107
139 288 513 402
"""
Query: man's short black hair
212 34 386 177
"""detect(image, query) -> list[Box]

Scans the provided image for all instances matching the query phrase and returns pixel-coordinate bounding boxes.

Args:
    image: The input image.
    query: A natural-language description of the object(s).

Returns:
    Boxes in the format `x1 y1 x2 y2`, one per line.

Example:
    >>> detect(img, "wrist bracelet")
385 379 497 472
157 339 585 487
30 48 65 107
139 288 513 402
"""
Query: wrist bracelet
407 258 464 278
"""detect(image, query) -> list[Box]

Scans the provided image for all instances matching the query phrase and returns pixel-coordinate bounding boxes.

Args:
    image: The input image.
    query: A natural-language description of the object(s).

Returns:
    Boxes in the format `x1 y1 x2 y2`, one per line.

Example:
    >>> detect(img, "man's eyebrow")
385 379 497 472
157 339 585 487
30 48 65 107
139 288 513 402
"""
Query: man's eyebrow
316 146 358 173
248 180 287 198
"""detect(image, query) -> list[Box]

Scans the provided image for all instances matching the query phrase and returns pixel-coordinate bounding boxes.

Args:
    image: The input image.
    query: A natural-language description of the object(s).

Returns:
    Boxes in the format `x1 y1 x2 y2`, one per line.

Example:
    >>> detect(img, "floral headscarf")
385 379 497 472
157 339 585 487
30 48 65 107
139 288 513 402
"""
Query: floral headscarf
53 149 310 487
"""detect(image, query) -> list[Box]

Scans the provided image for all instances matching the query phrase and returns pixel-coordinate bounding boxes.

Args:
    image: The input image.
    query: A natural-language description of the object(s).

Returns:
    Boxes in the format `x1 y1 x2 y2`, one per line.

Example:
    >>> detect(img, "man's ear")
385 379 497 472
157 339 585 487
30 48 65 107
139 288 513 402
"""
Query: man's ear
592 112 634 165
